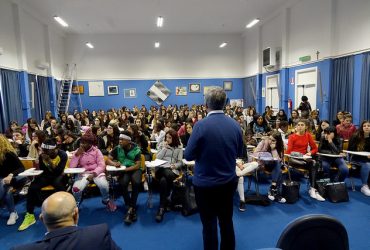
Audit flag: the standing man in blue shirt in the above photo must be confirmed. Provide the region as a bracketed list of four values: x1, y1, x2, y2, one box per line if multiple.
[185, 87, 244, 250]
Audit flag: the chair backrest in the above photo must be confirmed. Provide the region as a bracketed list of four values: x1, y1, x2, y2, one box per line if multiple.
[276, 214, 349, 250]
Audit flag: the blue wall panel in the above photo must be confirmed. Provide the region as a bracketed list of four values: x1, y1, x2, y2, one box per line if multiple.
[74, 78, 244, 111]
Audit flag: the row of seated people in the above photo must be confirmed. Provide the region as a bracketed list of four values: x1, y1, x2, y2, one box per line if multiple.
[4, 115, 370, 229]
[0, 127, 184, 230]
[236, 118, 370, 211]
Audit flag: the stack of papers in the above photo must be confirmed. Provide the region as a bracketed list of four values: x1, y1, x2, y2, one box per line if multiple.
[19, 169, 43, 176]
[145, 159, 168, 168]
[64, 168, 85, 174]
[106, 165, 126, 171]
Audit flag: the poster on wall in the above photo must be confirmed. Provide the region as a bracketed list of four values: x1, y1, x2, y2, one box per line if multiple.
[176, 86, 187, 96]
[88, 81, 104, 96]
[230, 99, 244, 107]
[124, 88, 137, 98]
[146, 81, 171, 105]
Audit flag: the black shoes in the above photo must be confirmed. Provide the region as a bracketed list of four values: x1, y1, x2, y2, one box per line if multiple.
[239, 201, 246, 212]
[124, 207, 137, 225]
[268, 185, 286, 203]
[155, 208, 165, 223]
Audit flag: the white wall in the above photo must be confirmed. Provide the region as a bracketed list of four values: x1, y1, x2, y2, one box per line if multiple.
[0, 0, 19, 69]
[335, 0, 370, 55]
[288, 0, 332, 65]
[65, 34, 244, 80]
[243, 0, 370, 75]
[20, 8, 48, 75]
[243, 28, 259, 77]
[0, 0, 65, 78]
[49, 31, 66, 79]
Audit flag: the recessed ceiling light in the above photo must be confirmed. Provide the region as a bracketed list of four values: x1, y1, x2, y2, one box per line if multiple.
[219, 42, 227, 48]
[53, 16, 69, 27]
[157, 16, 164, 27]
[155, 42, 160, 48]
[246, 18, 260, 28]
[86, 42, 94, 49]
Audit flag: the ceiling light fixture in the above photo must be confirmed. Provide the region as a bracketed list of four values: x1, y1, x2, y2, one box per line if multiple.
[219, 42, 227, 48]
[246, 18, 260, 28]
[86, 42, 94, 49]
[155, 42, 160, 48]
[157, 16, 164, 27]
[53, 16, 69, 27]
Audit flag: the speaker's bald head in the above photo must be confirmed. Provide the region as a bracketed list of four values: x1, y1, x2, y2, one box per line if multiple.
[41, 191, 78, 230]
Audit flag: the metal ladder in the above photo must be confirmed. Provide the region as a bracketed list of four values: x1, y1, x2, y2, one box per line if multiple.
[57, 64, 82, 114]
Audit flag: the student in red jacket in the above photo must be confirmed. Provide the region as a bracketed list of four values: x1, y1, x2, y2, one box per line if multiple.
[336, 114, 356, 140]
[286, 119, 325, 201]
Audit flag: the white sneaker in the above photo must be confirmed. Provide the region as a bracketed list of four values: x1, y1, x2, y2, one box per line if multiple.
[143, 181, 149, 191]
[361, 185, 370, 196]
[309, 188, 317, 199]
[314, 191, 325, 201]
[7, 212, 18, 225]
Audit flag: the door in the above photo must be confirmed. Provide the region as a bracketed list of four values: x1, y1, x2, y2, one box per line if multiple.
[295, 67, 317, 111]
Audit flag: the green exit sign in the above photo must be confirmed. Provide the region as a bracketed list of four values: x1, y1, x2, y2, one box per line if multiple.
[299, 55, 311, 62]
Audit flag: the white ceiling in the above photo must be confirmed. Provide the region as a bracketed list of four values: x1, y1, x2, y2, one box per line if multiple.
[16, 0, 300, 35]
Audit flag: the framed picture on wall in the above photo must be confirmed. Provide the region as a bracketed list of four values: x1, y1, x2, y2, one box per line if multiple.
[108, 85, 119, 95]
[176, 86, 187, 96]
[124, 88, 137, 98]
[223, 81, 233, 91]
[189, 83, 201, 93]
[72, 85, 84, 94]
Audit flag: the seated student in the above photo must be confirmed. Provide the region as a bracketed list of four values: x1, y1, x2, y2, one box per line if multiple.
[12, 191, 121, 250]
[315, 120, 330, 141]
[288, 109, 300, 128]
[276, 109, 288, 122]
[235, 160, 259, 212]
[25, 118, 40, 144]
[12, 129, 29, 157]
[127, 124, 150, 160]
[5, 121, 19, 139]
[45, 117, 58, 136]
[286, 119, 325, 201]
[253, 131, 286, 203]
[333, 111, 344, 127]
[27, 130, 46, 160]
[61, 131, 79, 152]
[69, 130, 116, 211]
[155, 129, 183, 223]
[252, 115, 270, 135]
[106, 131, 142, 225]
[18, 138, 68, 231]
[318, 127, 348, 182]
[348, 120, 370, 196]
[150, 122, 166, 149]
[180, 122, 193, 148]
[101, 124, 120, 155]
[336, 114, 357, 140]
[277, 120, 290, 147]
[0, 134, 25, 226]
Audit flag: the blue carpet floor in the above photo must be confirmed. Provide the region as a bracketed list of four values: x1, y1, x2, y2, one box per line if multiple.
[1, 178, 370, 250]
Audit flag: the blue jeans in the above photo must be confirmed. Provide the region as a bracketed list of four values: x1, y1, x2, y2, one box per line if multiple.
[0, 179, 15, 213]
[351, 161, 370, 185]
[264, 161, 282, 183]
[321, 157, 349, 182]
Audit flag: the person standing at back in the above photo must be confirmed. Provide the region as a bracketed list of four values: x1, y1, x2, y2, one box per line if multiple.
[185, 87, 244, 250]
[298, 95, 312, 118]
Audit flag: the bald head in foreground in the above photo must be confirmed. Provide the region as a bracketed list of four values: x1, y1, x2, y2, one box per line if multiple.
[12, 192, 121, 250]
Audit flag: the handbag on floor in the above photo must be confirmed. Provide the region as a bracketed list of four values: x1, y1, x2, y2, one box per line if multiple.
[325, 182, 349, 203]
[282, 180, 300, 204]
[181, 184, 198, 216]
[316, 178, 330, 198]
